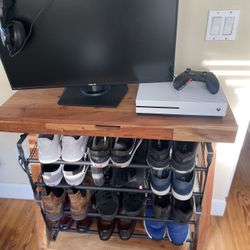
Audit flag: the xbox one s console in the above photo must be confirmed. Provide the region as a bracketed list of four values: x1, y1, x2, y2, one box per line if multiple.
[136, 82, 228, 117]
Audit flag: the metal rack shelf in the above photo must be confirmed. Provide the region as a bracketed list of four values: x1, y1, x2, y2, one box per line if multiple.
[16, 133, 213, 250]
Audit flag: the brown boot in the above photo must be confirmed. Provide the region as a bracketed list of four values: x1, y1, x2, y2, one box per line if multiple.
[67, 188, 91, 221]
[41, 188, 66, 222]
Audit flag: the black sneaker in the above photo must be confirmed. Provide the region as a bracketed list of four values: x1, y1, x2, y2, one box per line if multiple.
[152, 194, 171, 220]
[171, 141, 198, 173]
[147, 140, 172, 169]
[89, 137, 110, 168]
[96, 190, 119, 221]
[172, 197, 193, 224]
[118, 193, 145, 240]
[110, 138, 143, 168]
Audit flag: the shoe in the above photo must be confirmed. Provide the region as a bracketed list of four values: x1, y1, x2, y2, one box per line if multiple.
[171, 141, 198, 173]
[91, 166, 105, 186]
[118, 193, 144, 240]
[63, 164, 88, 186]
[97, 218, 115, 241]
[167, 220, 190, 245]
[152, 194, 171, 220]
[172, 197, 193, 224]
[77, 217, 92, 232]
[96, 190, 119, 220]
[37, 134, 61, 163]
[172, 171, 195, 201]
[143, 198, 167, 240]
[59, 215, 74, 230]
[150, 168, 172, 196]
[111, 138, 143, 168]
[147, 140, 172, 169]
[132, 139, 148, 165]
[89, 137, 111, 168]
[61, 135, 89, 162]
[41, 164, 63, 186]
[41, 187, 66, 222]
[67, 187, 91, 221]
[147, 140, 172, 195]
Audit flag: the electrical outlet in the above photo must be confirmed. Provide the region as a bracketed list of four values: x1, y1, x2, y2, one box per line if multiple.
[206, 10, 240, 41]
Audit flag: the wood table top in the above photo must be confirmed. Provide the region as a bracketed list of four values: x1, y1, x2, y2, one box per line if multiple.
[0, 85, 237, 142]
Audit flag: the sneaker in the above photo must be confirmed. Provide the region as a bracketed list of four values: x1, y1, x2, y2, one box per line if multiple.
[172, 171, 195, 201]
[111, 138, 143, 168]
[147, 140, 172, 195]
[152, 194, 171, 220]
[89, 137, 111, 168]
[67, 188, 91, 221]
[77, 217, 92, 232]
[143, 198, 167, 240]
[41, 164, 63, 186]
[147, 140, 172, 169]
[59, 215, 74, 230]
[167, 220, 190, 245]
[172, 197, 193, 224]
[118, 193, 144, 240]
[41, 187, 66, 222]
[171, 141, 198, 173]
[90, 166, 105, 186]
[97, 218, 116, 241]
[37, 134, 61, 163]
[150, 168, 172, 196]
[62, 164, 88, 186]
[61, 136, 89, 162]
[96, 190, 119, 221]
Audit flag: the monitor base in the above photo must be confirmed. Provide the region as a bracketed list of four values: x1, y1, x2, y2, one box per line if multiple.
[58, 84, 128, 107]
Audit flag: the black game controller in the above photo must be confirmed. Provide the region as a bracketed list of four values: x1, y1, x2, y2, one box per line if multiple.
[173, 68, 220, 94]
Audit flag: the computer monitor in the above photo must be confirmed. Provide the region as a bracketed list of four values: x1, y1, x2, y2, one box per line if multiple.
[0, 0, 179, 107]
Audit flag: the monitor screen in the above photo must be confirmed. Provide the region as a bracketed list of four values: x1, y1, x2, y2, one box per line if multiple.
[0, 0, 179, 90]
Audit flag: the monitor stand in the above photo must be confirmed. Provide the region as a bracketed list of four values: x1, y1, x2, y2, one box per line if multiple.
[58, 84, 128, 107]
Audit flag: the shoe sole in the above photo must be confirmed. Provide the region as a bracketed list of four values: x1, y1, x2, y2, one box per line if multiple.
[150, 183, 171, 196]
[71, 211, 87, 221]
[172, 188, 193, 201]
[89, 157, 110, 168]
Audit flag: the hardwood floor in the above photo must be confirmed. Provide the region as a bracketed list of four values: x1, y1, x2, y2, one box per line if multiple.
[204, 131, 250, 250]
[0, 132, 249, 250]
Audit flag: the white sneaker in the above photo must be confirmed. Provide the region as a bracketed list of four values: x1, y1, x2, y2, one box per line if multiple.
[63, 164, 88, 186]
[42, 164, 63, 186]
[61, 136, 89, 162]
[37, 134, 61, 164]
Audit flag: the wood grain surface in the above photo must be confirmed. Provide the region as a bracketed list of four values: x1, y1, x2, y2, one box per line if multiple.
[0, 85, 237, 142]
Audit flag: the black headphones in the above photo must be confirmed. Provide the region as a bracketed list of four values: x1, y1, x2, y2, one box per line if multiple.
[0, 0, 26, 56]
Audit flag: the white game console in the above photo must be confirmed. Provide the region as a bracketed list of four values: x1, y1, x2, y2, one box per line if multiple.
[136, 82, 228, 117]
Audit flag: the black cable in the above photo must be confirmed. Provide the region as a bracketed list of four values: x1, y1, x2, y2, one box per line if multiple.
[10, 0, 54, 57]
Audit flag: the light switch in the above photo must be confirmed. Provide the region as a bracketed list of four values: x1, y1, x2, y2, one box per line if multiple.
[206, 10, 240, 40]
[223, 17, 235, 35]
[210, 17, 222, 35]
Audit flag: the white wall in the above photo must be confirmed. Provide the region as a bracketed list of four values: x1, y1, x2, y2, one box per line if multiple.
[0, 61, 29, 185]
[0, 0, 250, 208]
[175, 0, 250, 215]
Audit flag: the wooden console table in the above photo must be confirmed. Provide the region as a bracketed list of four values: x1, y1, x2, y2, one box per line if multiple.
[0, 85, 237, 250]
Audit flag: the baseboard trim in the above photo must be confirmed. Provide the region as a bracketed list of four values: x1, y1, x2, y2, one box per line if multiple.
[0, 183, 34, 200]
[211, 198, 227, 216]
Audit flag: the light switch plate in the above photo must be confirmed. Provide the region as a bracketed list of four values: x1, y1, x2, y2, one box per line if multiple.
[206, 10, 240, 41]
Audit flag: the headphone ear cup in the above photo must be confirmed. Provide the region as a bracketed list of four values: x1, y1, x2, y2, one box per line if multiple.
[6, 20, 26, 55]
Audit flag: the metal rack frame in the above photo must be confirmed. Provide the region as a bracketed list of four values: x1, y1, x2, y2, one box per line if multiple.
[16, 133, 213, 250]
